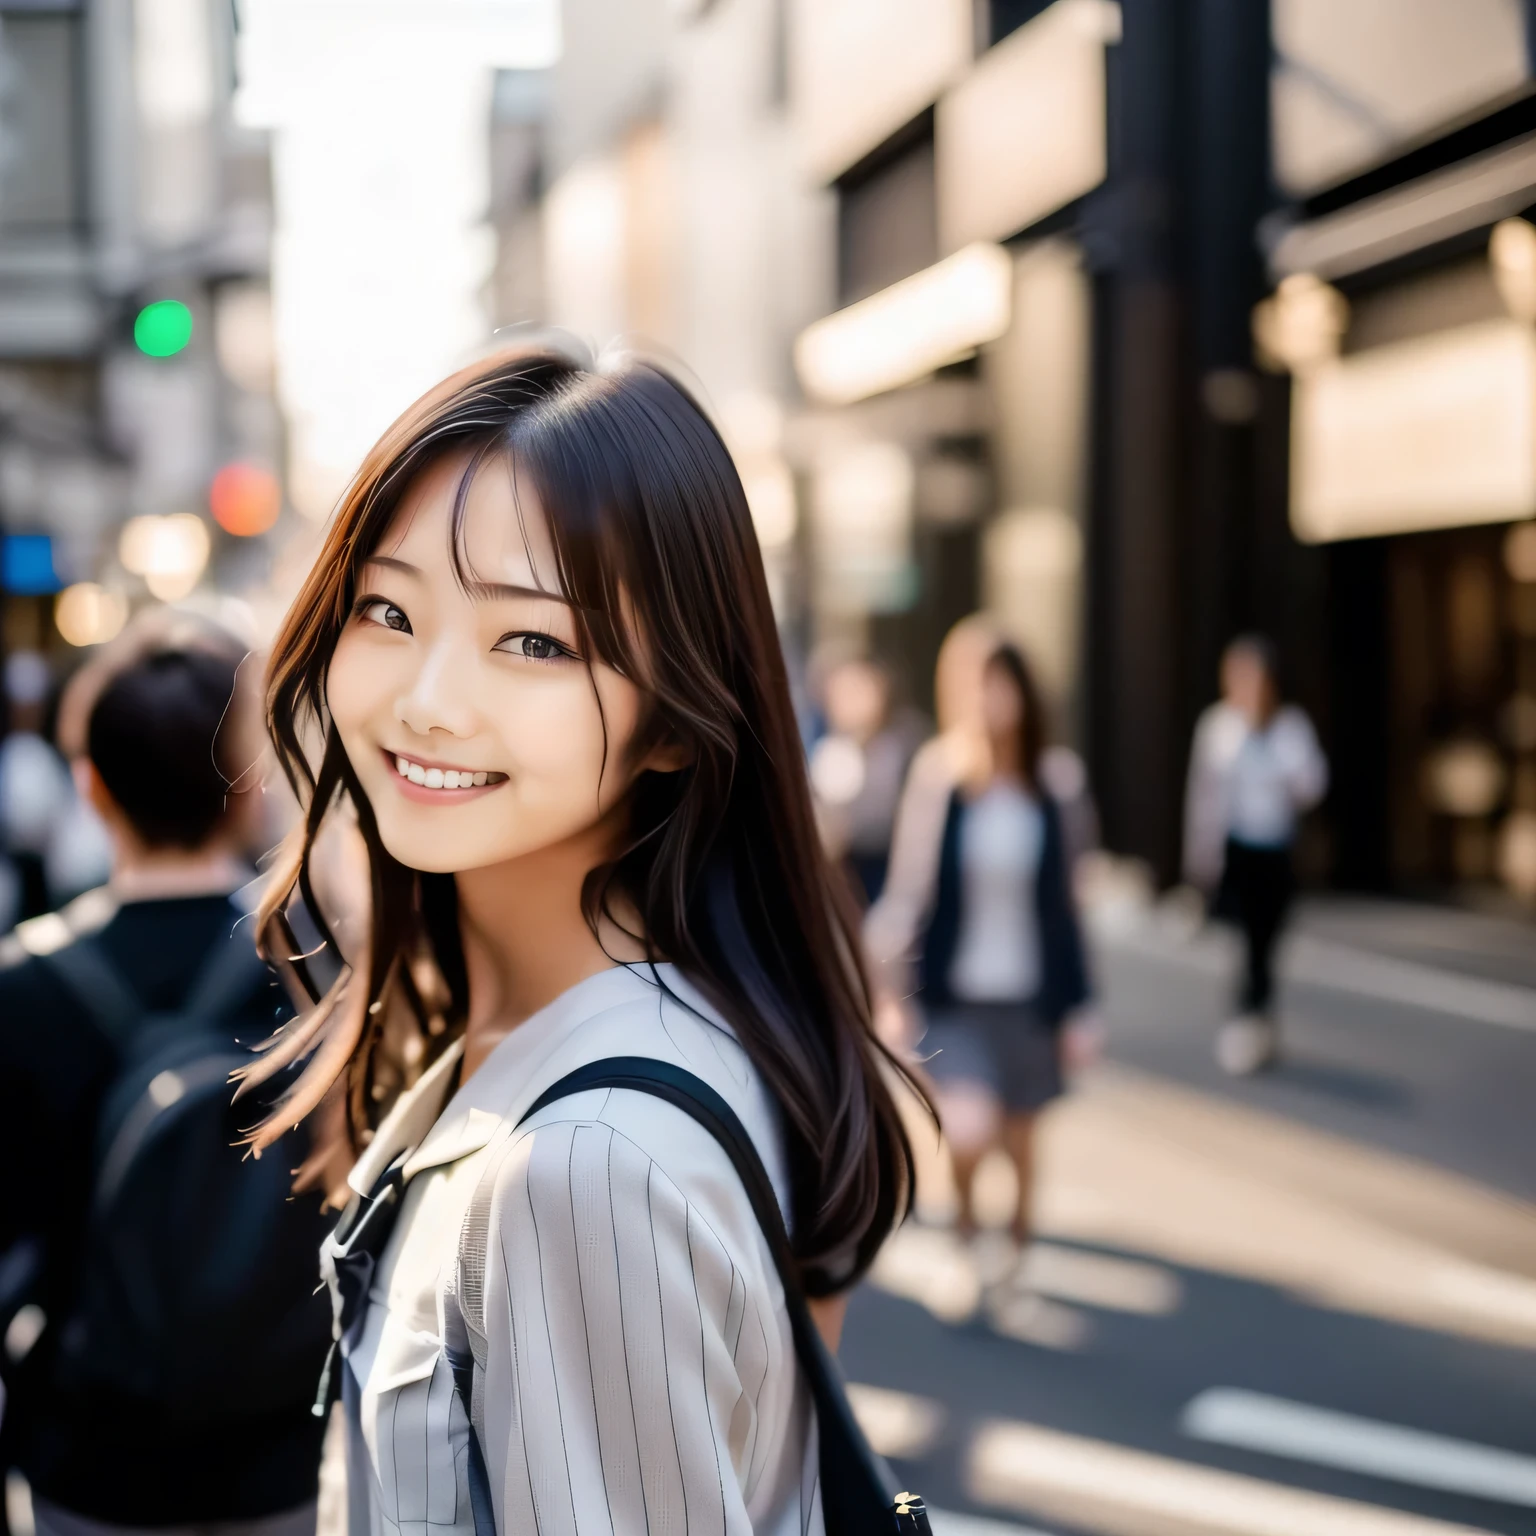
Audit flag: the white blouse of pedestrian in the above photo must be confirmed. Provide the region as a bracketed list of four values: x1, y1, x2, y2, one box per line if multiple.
[1181, 703, 1328, 888]
[947, 781, 1044, 1004]
[322, 963, 821, 1536]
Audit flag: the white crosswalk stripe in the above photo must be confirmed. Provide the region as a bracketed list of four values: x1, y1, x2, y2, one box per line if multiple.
[968, 1418, 1504, 1536]
[1183, 1388, 1536, 1508]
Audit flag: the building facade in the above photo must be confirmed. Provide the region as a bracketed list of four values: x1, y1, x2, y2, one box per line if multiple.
[0, 0, 282, 665]
[1256, 0, 1536, 902]
[513, 0, 1536, 903]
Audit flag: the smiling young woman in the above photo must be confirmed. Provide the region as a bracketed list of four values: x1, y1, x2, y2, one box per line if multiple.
[239, 346, 929, 1535]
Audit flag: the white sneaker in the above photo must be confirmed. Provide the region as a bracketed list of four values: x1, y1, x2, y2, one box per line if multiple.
[1216, 1015, 1277, 1075]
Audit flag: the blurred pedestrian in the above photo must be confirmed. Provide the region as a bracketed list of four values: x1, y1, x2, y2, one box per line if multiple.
[0, 651, 114, 936]
[809, 654, 926, 903]
[0, 653, 72, 928]
[868, 625, 1093, 1251]
[0, 615, 333, 1536]
[1184, 634, 1328, 1075]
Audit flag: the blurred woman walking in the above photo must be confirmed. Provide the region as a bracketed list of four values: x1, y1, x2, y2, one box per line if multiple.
[1184, 635, 1328, 1075]
[868, 624, 1092, 1251]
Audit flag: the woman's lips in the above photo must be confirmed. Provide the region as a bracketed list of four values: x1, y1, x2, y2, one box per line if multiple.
[382, 748, 506, 802]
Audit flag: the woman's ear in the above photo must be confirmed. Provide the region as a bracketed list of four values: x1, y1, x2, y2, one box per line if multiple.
[640, 736, 695, 775]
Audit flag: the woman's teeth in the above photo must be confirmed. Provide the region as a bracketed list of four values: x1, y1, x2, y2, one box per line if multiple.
[394, 755, 492, 790]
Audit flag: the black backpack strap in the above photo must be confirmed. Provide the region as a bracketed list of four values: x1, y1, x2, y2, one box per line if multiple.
[38, 937, 141, 1049]
[496, 1056, 912, 1536]
[38, 924, 265, 1051]
[183, 924, 269, 1024]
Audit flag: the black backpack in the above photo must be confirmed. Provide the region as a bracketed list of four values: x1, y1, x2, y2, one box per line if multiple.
[39, 930, 333, 1421]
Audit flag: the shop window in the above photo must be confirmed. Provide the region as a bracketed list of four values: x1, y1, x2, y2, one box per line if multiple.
[836, 118, 937, 308]
[1386, 527, 1520, 890]
[0, 7, 84, 235]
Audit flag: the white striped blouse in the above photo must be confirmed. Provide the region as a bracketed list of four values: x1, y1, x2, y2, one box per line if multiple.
[322, 964, 822, 1536]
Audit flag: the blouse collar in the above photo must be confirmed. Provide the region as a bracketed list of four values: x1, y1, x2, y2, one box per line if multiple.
[347, 962, 680, 1196]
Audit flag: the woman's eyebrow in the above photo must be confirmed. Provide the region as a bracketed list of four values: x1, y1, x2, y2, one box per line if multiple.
[363, 555, 423, 580]
[365, 555, 569, 606]
[462, 577, 572, 605]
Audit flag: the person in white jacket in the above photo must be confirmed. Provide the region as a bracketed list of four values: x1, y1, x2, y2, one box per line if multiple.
[1184, 636, 1327, 1074]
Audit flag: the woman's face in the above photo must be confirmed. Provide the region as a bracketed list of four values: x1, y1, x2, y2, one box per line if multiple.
[980, 660, 1024, 740]
[326, 453, 649, 875]
[1222, 647, 1275, 724]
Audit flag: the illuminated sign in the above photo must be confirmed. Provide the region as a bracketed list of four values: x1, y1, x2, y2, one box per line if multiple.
[937, 0, 1116, 251]
[1291, 318, 1536, 543]
[794, 243, 1013, 406]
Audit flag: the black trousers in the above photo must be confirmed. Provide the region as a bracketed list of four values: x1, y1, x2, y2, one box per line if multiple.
[1215, 839, 1294, 1013]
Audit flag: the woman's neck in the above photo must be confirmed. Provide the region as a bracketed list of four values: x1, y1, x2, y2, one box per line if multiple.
[452, 816, 647, 1081]
[984, 730, 1026, 788]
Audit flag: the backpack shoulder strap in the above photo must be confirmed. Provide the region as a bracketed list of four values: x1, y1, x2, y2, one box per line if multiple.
[38, 936, 141, 1049]
[516, 1056, 798, 1269]
[493, 1055, 903, 1536]
[182, 923, 268, 1025]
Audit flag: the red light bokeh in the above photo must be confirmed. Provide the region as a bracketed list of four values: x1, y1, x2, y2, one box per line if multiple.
[209, 462, 281, 537]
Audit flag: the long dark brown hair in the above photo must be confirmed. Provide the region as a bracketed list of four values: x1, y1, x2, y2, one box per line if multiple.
[241, 345, 927, 1292]
[986, 641, 1048, 791]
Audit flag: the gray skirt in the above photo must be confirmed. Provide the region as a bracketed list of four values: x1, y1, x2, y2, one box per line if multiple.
[920, 1000, 1063, 1113]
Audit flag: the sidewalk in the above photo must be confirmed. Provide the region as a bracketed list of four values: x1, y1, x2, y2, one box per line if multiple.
[1094, 892, 1536, 1035]
[1083, 883, 1536, 1208]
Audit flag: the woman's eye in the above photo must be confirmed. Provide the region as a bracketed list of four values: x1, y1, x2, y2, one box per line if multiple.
[495, 632, 571, 662]
[358, 599, 410, 633]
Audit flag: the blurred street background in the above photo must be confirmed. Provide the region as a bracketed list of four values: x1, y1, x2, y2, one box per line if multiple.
[2, 1, 1536, 1533]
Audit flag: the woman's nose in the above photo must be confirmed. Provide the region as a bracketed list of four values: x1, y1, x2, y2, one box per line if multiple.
[395, 636, 478, 739]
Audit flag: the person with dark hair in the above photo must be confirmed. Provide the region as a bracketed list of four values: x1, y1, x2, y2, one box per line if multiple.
[809, 654, 926, 904]
[867, 629, 1092, 1255]
[0, 616, 333, 1536]
[1184, 634, 1328, 1075]
[237, 345, 931, 1532]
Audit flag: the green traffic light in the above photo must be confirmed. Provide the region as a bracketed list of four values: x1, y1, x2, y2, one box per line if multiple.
[134, 299, 193, 357]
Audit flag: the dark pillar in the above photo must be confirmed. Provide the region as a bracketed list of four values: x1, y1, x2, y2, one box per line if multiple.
[1186, 0, 1272, 709]
[1084, 0, 1187, 882]
[1084, 0, 1276, 885]
[1326, 539, 1391, 888]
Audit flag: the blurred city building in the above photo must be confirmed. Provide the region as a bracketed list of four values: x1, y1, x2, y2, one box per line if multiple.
[9, 0, 1536, 919]
[0, 0, 282, 665]
[770, 0, 1536, 912]
[1256, 0, 1536, 904]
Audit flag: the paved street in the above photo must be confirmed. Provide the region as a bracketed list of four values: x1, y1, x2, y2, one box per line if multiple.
[840, 907, 1536, 1536]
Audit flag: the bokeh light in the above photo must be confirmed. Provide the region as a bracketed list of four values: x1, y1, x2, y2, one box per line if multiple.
[54, 583, 129, 647]
[1504, 521, 1536, 582]
[209, 462, 282, 537]
[133, 299, 194, 357]
[118, 513, 211, 601]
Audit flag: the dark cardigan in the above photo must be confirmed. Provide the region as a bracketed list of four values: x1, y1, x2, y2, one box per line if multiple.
[916, 788, 1090, 1025]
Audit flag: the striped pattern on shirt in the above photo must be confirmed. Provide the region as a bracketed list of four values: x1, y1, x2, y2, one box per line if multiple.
[330, 964, 822, 1536]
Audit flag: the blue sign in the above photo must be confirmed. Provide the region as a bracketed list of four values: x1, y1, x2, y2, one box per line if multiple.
[1, 534, 60, 594]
